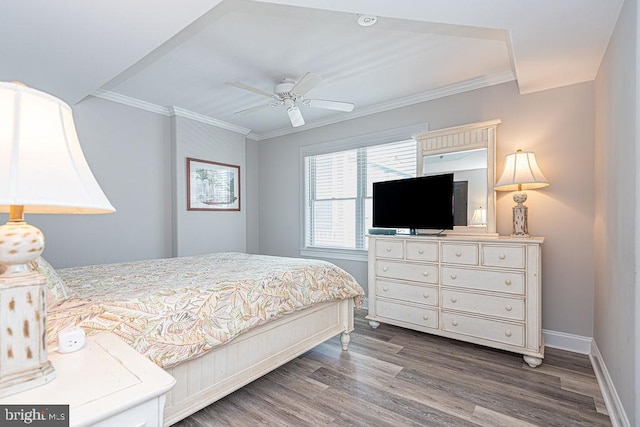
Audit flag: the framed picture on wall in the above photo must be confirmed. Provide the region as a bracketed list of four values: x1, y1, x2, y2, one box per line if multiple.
[187, 157, 240, 211]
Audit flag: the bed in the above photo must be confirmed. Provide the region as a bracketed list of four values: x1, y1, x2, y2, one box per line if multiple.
[39, 252, 365, 425]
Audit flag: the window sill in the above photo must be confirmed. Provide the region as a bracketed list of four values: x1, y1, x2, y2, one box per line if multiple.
[300, 247, 368, 262]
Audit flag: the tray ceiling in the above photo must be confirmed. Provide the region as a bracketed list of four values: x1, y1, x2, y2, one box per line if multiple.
[0, 0, 623, 140]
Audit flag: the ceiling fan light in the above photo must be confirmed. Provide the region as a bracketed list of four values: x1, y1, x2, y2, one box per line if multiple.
[287, 106, 305, 127]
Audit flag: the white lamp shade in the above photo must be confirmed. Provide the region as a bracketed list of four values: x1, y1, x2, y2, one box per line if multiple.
[494, 150, 549, 192]
[469, 207, 487, 225]
[0, 82, 115, 214]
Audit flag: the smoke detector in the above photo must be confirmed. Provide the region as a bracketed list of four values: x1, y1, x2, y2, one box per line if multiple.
[357, 14, 377, 27]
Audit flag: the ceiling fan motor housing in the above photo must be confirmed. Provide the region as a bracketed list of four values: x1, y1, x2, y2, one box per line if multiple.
[275, 78, 297, 98]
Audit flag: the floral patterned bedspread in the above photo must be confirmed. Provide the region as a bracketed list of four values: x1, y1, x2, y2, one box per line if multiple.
[48, 252, 365, 369]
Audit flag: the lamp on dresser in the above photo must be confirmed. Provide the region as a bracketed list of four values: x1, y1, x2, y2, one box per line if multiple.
[494, 149, 549, 237]
[469, 206, 487, 227]
[0, 81, 115, 397]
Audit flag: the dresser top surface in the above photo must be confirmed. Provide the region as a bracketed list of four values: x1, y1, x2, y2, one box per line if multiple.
[368, 234, 544, 244]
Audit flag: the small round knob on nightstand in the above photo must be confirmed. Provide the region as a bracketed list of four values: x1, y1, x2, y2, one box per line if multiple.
[505, 330, 512, 337]
[423, 293, 429, 298]
[386, 247, 391, 252]
[422, 314, 429, 321]
[451, 274, 457, 280]
[418, 249, 424, 254]
[452, 320, 458, 326]
[382, 287, 388, 292]
[383, 267, 388, 272]
[505, 279, 512, 286]
[422, 271, 429, 276]
[450, 297, 457, 303]
[455, 252, 462, 257]
[499, 254, 506, 260]
[505, 305, 512, 311]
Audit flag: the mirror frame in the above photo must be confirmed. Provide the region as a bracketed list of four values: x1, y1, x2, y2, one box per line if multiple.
[415, 119, 501, 235]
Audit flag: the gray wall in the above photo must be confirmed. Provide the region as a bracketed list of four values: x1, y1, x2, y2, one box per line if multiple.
[172, 116, 247, 257]
[594, 0, 638, 423]
[246, 139, 260, 254]
[258, 80, 596, 338]
[4, 96, 252, 268]
[19, 96, 173, 268]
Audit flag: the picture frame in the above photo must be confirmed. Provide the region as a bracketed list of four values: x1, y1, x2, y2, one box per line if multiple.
[187, 157, 240, 211]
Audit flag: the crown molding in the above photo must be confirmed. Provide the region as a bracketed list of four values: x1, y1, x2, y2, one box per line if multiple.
[92, 70, 514, 141]
[90, 90, 251, 135]
[254, 71, 515, 141]
[91, 89, 170, 116]
[169, 106, 251, 135]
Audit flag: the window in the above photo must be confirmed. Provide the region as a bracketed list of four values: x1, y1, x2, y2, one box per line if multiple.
[303, 139, 416, 252]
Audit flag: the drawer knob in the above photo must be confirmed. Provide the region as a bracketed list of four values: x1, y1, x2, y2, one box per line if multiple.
[418, 249, 424, 254]
[386, 247, 392, 252]
[423, 293, 430, 298]
[499, 254, 506, 260]
[382, 287, 389, 292]
[505, 279, 512, 286]
[422, 271, 429, 276]
[505, 330, 512, 337]
[455, 252, 462, 257]
[505, 305, 512, 311]
[450, 274, 457, 280]
[422, 314, 429, 321]
[452, 320, 458, 326]
[383, 267, 388, 272]
[450, 297, 457, 303]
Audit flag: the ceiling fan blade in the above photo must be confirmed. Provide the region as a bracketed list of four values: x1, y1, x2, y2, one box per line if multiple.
[290, 72, 322, 96]
[233, 102, 280, 115]
[303, 98, 355, 112]
[287, 106, 305, 127]
[226, 81, 281, 100]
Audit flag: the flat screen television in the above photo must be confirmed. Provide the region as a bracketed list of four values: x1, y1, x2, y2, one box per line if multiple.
[372, 173, 454, 233]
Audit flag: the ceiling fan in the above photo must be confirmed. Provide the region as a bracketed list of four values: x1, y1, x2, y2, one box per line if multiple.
[225, 72, 355, 128]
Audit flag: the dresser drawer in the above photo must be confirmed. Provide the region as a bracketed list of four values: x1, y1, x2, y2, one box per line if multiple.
[405, 241, 438, 262]
[375, 239, 404, 259]
[442, 243, 479, 265]
[441, 289, 524, 321]
[376, 299, 438, 329]
[482, 245, 525, 269]
[441, 312, 525, 347]
[376, 260, 438, 284]
[376, 279, 437, 306]
[441, 267, 524, 295]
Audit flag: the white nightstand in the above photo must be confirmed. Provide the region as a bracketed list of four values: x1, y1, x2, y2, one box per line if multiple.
[0, 333, 176, 426]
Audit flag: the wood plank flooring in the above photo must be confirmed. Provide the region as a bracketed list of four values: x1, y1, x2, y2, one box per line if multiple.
[172, 310, 611, 426]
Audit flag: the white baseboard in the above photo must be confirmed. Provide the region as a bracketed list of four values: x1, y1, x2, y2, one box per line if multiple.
[590, 341, 631, 427]
[542, 328, 592, 354]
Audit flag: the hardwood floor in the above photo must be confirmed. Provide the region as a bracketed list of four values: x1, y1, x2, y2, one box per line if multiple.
[173, 310, 611, 426]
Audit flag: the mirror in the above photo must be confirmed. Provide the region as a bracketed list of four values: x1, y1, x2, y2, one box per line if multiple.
[415, 120, 500, 235]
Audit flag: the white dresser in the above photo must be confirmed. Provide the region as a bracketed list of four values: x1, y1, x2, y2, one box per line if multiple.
[367, 234, 544, 367]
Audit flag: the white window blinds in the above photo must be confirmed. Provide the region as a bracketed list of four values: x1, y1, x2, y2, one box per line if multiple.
[304, 139, 416, 251]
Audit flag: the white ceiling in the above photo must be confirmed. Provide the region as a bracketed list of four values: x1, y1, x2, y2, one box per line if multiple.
[1, 0, 624, 140]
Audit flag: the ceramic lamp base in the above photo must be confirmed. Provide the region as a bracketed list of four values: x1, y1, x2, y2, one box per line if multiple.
[511, 205, 529, 238]
[0, 218, 55, 397]
[0, 271, 56, 397]
[509, 191, 530, 238]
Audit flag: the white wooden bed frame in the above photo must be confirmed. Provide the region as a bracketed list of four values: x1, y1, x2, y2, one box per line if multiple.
[162, 298, 355, 426]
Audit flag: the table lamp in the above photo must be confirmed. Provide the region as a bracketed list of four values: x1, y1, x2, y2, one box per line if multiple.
[469, 207, 487, 227]
[494, 149, 549, 237]
[0, 81, 115, 397]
